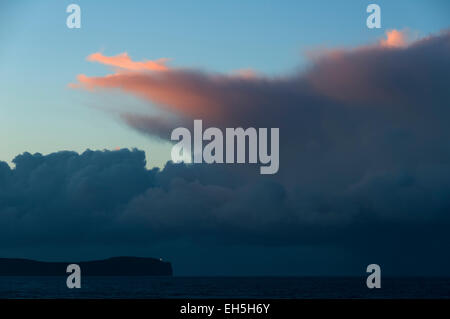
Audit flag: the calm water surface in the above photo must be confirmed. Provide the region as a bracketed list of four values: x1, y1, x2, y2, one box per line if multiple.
[0, 276, 449, 299]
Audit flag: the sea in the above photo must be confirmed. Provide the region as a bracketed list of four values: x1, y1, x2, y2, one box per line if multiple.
[0, 276, 449, 299]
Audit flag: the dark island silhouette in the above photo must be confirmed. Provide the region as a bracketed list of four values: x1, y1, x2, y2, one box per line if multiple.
[0, 256, 172, 276]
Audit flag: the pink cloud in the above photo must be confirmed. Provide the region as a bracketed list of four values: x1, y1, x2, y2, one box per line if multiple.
[70, 52, 274, 120]
[71, 71, 232, 119]
[70, 30, 448, 126]
[87, 52, 170, 72]
[230, 68, 259, 79]
[379, 29, 409, 48]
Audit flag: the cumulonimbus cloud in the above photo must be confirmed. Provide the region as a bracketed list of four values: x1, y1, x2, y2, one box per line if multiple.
[68, 30, 450, 191]
[5, 29, 446, 273]
[70, 30, 449, 126]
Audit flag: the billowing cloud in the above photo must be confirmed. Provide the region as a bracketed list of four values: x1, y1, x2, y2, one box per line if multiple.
[71, 30, 450, 126]
[0, 148, 449, 274]
[67, 28, 450, 191]
[3, 29, 450, 274]
[1, 149, 449, 244]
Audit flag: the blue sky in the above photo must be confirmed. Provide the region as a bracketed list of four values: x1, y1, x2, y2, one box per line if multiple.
[0, 0, 449, 168]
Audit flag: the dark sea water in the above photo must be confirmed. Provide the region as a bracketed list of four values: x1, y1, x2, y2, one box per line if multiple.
[0, 276, 449, 299]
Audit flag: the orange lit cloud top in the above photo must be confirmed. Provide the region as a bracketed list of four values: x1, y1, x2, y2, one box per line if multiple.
[379, 29, 409, 48]
[70, 29, 449, 138]
[72, 71, 231, 118]
[87, 52, 170, 72]
[71, 52, 265, 119]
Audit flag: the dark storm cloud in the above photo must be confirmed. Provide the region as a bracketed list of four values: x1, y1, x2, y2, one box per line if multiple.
[1, 30, 450, 274]
[1, 146, 449, 251]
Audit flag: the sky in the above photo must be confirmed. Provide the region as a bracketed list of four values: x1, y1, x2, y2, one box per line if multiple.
[0, 1, 450, 276]
[1, 0, 449, 168]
